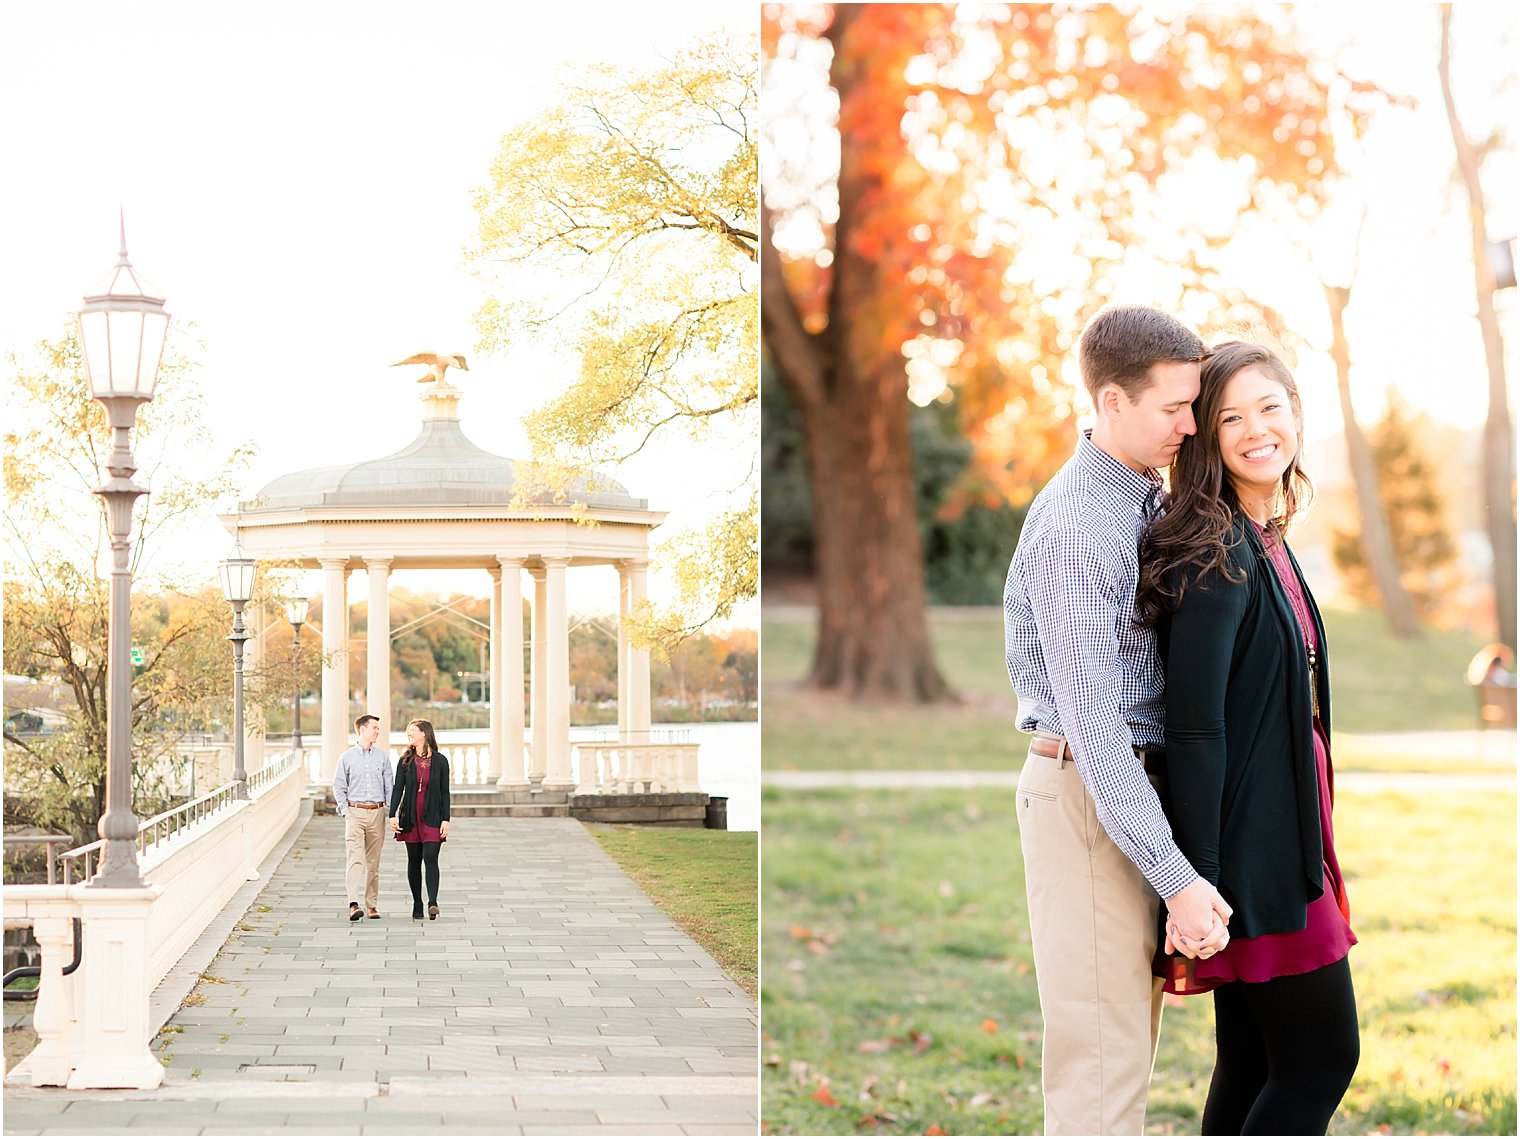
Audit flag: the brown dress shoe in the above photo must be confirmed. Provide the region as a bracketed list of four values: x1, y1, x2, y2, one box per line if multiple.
[367, 908, 381, 919]
[348, 903, 362, 922]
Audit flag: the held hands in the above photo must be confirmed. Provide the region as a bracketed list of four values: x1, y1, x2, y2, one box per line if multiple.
[389, 817, 400, 833]
[440, 821, 450, 839]
[1164, 877, 1233, 960]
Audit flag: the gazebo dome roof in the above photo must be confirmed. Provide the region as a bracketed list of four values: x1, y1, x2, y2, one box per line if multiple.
[239, 389, 643, 514]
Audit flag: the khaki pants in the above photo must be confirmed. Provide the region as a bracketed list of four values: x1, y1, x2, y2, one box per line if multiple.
[1017, 742, 1164, 1135]
[344, 805, 385, 910]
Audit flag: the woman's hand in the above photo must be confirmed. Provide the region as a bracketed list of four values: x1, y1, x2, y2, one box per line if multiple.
[439, 821, 450, 839]
[389, 817, 400, 833]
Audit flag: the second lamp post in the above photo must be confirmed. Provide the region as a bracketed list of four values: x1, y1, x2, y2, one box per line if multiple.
[219, 544, 256, 799]
[285, 593, 308, 755]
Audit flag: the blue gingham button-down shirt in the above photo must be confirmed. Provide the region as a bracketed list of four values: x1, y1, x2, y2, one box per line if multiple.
[332, 745, 393, 817]
[1003, 430, 1197, 899]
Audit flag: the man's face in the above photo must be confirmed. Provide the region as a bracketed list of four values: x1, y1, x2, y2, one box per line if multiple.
[359, 720, 381, 748]
[1105, 360, 1200, 474]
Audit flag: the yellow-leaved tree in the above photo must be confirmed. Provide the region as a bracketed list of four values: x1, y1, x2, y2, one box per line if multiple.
[467, 30, 758, 654]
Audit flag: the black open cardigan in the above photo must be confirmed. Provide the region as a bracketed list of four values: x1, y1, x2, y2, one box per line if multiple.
[388, 753, 451, 834]
[1156, 516, 1333, 940]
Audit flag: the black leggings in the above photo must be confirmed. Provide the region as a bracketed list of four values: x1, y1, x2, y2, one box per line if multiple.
[405, 841, 442, 907]
[1203, 955, 1359, 1135]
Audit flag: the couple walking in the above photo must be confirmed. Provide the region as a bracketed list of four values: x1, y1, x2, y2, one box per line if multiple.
[331, 715, 453, 922]
[1005, 306, 1358, 1135]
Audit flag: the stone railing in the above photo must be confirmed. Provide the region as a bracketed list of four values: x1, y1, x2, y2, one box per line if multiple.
[2, 751, 306, 1090]
[574, 742, 701, 795]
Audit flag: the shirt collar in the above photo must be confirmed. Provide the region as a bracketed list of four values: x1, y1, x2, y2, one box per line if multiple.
[1075, 429, 1162, 518]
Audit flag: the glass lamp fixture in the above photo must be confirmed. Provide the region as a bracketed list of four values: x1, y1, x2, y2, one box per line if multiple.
[77, 213, 170, 409]
[220, 543, 257, 607]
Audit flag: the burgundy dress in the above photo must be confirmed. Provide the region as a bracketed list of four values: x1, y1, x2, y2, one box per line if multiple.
[394, 758, 446, 845]
[1161, 528, 1356, 995]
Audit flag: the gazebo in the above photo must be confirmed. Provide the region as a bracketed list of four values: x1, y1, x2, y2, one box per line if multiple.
[219, 377, 667, 801]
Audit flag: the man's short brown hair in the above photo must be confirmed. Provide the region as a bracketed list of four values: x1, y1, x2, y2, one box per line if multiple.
[354, 714, 379, 732]
[1078, 305, 1205, 402]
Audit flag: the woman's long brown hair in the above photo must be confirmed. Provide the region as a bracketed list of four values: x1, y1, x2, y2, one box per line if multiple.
[400, 718, 439, 767]
[1135, 341, 1314, 626]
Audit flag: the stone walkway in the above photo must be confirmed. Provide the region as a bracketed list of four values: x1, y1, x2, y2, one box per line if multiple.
[3, 814, 757, 1135]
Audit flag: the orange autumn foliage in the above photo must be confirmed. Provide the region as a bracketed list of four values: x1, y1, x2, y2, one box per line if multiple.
[763, 2, 1385, 507]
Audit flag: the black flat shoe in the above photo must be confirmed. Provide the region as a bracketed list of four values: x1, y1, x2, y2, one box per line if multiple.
[349, 903, 363, 922]
[412, 905, 424, 920]
[428, 904, 439, 921]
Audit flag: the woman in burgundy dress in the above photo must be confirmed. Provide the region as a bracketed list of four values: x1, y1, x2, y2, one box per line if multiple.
[1136, 341, 1358, 1135]
[388, 718, 451, 920]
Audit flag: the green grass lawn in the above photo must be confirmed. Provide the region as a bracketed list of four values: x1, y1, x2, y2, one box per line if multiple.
[760, 785, 1516, 1136]
[763, 606, 1502, 771]
[588, 824, 758, 998]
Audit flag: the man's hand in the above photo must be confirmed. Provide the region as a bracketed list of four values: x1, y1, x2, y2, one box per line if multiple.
[389, 817, 400, 833]
[1164, 877, 1232, 958]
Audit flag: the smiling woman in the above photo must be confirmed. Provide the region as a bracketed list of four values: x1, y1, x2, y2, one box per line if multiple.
[1139, 340, 1358, 1136]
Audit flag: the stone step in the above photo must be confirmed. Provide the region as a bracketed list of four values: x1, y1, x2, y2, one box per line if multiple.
[450, 788, 571, 805]
[451, 803, 570, 818]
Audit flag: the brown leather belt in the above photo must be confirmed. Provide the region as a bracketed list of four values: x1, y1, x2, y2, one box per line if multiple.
[348, 802, 384, 809]
[1028, 734, 1164, 776]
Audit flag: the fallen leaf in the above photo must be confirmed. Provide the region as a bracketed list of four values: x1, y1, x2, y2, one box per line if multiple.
[812, 1085, 840, 1108]
[858, 1039, 895, 1054]
[857, 1115, 882, 1129]
[981, 1018, 999, 1034]
[1015, 961, 1029, 976]
[910, 1029, 934, 1055]
[969, 1093, 996, 1107]
[1437, 1059, 1452, 1078]
[1015, 1053, 1027, 1070]
[788, 924, 815, 940]
[807, 939, 831, 956]
[926, 1126, 948, 1136]
[763, 1054, 781, 1068]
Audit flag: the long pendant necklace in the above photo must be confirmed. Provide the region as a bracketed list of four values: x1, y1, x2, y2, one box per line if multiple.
[1273, 538, 1321, 719]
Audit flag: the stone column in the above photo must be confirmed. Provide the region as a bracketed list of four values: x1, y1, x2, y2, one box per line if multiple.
[496, 558, 528, 788]
[617, 562, 631, 744]
[66, 887, 164, 1089]
[319, 558, 349, 784]
[627, 559, 652, 743]
[529, 565, 548, 784]
[544, 556, 573, 789]
[365, 558, 392, 757]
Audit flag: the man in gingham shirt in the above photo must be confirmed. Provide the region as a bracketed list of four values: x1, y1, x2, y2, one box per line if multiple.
[1004, 305, 1232, 1134]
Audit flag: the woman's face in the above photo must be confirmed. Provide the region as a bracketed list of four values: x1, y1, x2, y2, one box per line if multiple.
[406, 722, 425, 749]
[1214, 365, 1300, 502]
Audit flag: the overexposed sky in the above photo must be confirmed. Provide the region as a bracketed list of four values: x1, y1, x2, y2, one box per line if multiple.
[0, 0, 756, 617]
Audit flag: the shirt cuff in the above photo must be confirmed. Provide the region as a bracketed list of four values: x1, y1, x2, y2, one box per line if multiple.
[1145, 848, 1199, 901]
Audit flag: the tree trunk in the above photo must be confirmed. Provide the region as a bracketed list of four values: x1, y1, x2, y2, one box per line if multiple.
[1324, 282, 1422, 639]
[758, 8, 951, 703]
[1439, 5, 1517, 650]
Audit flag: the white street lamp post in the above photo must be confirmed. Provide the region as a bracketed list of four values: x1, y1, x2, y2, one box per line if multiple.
[219, 544, 257, 800]
[78, 215, 169, 889]
[285, 594, 309, 753]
